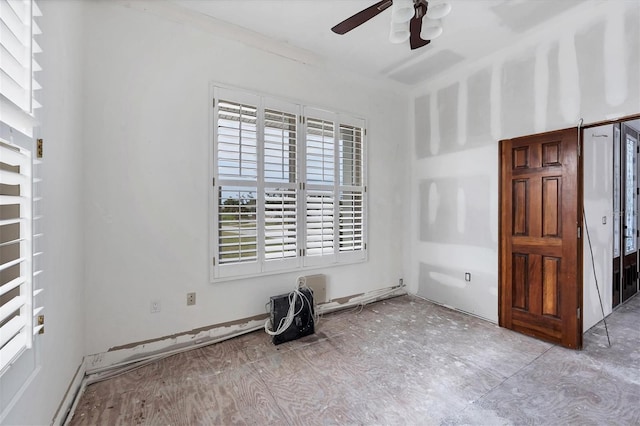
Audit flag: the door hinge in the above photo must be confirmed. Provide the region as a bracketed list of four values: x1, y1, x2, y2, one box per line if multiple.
[212, 98, 216, 108]
[212, 177, 215, 187]
[577, 226, 581, 239]
[299, 116, 305, 124]
[577, 307, 581, 319]
[212, 257, 216, 266]
[37, 315, 44, 334]
[299, 248, 305, 257]
[37, 139, 43, 159]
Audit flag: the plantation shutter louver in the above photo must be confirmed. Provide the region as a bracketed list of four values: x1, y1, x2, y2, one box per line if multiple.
[0, 0, 42, 137]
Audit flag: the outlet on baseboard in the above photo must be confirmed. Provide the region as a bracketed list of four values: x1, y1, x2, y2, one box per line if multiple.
[464, 272, 471, 282]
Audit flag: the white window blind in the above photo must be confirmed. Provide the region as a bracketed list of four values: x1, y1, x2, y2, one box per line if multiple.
[212, 87, 367, 280]
[0, 0, 42, 137]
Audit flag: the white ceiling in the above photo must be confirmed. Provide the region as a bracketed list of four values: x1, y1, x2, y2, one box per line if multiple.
[175, 0, 589, 86]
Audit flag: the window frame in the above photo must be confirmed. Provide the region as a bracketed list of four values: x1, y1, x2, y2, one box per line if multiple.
[209, 85, 368, 282]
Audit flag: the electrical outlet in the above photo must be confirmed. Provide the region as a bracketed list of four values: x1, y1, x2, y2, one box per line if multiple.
[187, 292, 196, 306]
[465, 272, 471, 282]
[150, 299, 161, 313]
[399, 278, 404, 286]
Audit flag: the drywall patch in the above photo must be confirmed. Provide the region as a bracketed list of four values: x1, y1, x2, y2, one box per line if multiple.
[534, 43, 550, 133]
[388, 50, 465, 85]
[417, 261, 497, 322]
[501, 53, 536, 138]
[621, 6, 640, 117]
[437, 82, 459, 151]
[430, 93, 440, 156]
[490, 1, 580, 34]
[415, 94, 431, 159]
[545, 42, 563, 129]
[419, 176, 492, 246]
[604, 7, 627, 107]
[457, 79, 468, 147]
[457, 185, 466, 234]
[467, 67, 492, 145]
[575, 20, 606, 120]
[558, 32, 580, 123]
[490, 61, 502, 140]
[428, 181, 439, 225]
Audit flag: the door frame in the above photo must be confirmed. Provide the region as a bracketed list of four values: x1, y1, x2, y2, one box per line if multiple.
[498, 113, 640, 348]
[498, 126, 583, 349]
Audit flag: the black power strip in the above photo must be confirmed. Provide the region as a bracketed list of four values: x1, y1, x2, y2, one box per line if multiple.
[269, 288, 315, 345]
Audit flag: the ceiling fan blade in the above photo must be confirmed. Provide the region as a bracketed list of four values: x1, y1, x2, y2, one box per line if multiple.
[409, 1, 430, 50]
[331, 0, 393, 35]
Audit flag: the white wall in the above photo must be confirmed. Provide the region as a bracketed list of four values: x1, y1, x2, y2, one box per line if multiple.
[81, 1, 410, 355]
[2, 1, 86, 424]
[409, 2, 640, 322]
[583, 124, 614, 331]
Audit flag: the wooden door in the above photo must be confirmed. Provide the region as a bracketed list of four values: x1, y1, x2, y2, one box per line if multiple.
[499, 128, 582, 349]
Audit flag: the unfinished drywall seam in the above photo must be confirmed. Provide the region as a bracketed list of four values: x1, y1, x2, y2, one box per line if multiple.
[604, 7, 627, 107]
[490, 61, 502, 139]
[430, 92, 440, 155]
[534, 43, 550, 133]
[413, 1, 615, 96]
[559, 31, 581, 122]
[457, 78, 468, 147]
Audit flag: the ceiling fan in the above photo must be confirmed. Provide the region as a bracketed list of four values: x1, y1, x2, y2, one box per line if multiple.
[331, 0, 452, 50]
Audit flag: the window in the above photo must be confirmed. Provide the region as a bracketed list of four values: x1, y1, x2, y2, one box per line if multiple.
[211, 87, 367, 279]
[0, 0, 42, 374]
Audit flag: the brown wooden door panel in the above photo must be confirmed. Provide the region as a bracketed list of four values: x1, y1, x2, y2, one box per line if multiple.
[499, 128, 582, 349]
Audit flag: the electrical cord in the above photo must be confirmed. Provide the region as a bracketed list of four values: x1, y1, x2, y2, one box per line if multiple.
[264, 280, 317, 336]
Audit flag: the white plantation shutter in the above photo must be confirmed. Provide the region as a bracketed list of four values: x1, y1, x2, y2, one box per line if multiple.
[0, 0, 42, 137]
[304, 114, 336, 265]
[215, 97, 259, 277]
[211, 87, 366, 280]
[338, 123, 366, 261]
[263, 107, 298, 271]
[0, 0, 41, 375]
[0, 139, 37, 373]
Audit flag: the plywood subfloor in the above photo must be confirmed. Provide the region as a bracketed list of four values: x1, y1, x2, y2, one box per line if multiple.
[69, 294, 640, 425]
